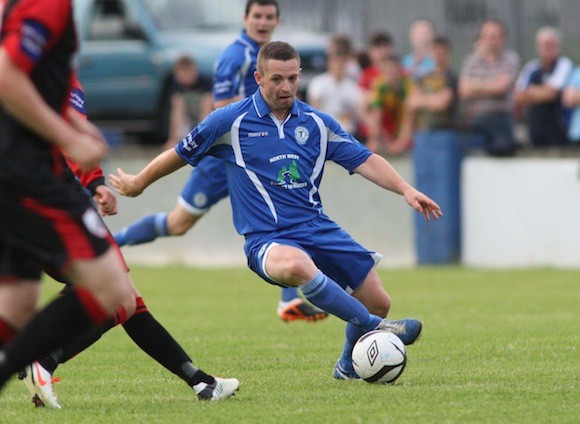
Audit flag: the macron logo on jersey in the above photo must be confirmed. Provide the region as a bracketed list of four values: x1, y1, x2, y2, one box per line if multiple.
[248, 131, 269, 138]
[20, 19, 51, 62]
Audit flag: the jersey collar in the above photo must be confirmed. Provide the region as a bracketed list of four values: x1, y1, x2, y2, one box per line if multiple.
[252, 89, 301, 119]
[239, 29, 261, 52]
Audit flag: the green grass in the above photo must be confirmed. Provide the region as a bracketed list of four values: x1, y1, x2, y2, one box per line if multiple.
[2, 266, 579, 423]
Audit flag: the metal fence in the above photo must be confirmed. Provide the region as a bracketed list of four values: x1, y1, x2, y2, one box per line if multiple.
[278, 0, 580, 69]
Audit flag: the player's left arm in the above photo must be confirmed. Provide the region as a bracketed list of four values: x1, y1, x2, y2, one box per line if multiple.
[354, 154, 443, 221]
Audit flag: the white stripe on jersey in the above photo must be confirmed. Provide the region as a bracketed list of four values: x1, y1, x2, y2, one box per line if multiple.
[237, 37, 254, 99]
[306, 112, 327, 209]
[231, 113, 278, 223]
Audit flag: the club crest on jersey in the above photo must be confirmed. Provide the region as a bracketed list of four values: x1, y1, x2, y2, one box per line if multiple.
[193, 192, 208, 208]
[294, 126, 309, 145]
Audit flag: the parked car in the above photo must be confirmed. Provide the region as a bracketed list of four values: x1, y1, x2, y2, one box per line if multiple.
[74, 0, 328, 144]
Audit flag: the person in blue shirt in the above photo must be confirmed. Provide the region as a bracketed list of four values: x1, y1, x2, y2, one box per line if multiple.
[110, 41, 443, 380]
[113, 0, 327, 323]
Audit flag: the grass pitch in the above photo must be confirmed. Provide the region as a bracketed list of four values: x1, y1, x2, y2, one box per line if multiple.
[2, 266, 578, 423]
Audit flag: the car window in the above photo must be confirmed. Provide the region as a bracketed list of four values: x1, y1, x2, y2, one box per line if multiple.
[88, 0, 141, 41]
[141, 0, 242, 30]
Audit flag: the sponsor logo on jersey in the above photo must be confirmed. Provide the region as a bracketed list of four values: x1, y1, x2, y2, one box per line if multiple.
[294, 126, 309, 145]
[69, 87, 86, 115]
[272, 160, 307, 189]
[182, 133, 199, 152]
[20, 19, 51, 62]
[82, 208, 108, 239]
[248, 131, 269, 137]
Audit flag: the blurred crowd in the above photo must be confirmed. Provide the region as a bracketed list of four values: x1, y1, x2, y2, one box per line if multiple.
[171, 18, 580, 158]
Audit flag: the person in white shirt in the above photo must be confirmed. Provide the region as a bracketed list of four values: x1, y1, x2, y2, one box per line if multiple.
[307, 35, 362, 135]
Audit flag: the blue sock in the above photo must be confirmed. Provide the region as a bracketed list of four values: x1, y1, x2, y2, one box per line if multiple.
[339, 323, 370, 371]
[300, 270, 381, 329]
[114, 213, 169, 247]
[281, 287, 300, 302]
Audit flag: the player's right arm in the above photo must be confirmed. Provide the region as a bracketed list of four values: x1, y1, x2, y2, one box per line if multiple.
[109, 148, 186, 197]
[0, 0, 107, 173]
[110, 104, 233, 197]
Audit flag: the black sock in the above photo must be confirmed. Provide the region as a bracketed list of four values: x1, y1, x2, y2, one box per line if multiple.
[0, 291, 97, 385]
[122, 311, 214, 387]
[39, 319, 116, 374]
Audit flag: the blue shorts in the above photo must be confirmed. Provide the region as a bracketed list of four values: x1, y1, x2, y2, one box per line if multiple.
[178, 156, 229, 215]
[244, 214, 382, 293]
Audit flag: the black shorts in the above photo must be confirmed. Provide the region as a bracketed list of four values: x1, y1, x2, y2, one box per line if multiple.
[0, 172, 112, 282]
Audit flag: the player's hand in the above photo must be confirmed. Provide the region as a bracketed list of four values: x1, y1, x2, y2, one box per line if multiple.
[93, 185, 117, 216]
[404, 188, 443, 221]
[64, 133, 108, 173]
[109, 168, 143, 197]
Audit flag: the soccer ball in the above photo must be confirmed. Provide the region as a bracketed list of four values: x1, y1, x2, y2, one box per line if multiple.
[352, 330, 407, 383]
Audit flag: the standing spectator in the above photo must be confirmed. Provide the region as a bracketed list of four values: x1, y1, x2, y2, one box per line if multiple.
[307, 35, 361, 134]
[357, 32, 395, 143]
[162, 55, 213, 151]
[459, 19, 520, 156]
[563, 66, 580, 143]
[402, 18, 436, 81]
[515, 27, 572, 148]
[366, 55, 410, 155]
[404, 36, 457, 133]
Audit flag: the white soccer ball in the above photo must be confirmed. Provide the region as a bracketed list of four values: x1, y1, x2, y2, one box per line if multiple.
[352, 330, 407, 383]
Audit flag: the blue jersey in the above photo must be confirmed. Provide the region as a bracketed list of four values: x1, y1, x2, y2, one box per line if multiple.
[213, 29, 260, 102]
[176, 89, 372, 236]
[185, 29, 261, 212]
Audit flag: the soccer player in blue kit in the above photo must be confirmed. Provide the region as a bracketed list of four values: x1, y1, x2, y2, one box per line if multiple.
[114, 0, 327, 323]
[110, 41, 443, 380]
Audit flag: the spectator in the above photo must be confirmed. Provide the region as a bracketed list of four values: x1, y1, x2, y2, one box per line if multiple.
[307, 35, 361, 134]
[163, 56, 213, 151]
[402, 18, 436, 80]
[366, 55, 410, 155]
[357, 32, 395, 143]
[459, 19, 520, 157]
[563, 66, 580, 143]
[404, 36, 457, 134]
[515, 27, 572, 148]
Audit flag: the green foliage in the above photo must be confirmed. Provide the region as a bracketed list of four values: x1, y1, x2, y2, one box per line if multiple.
[2, 266, 578, 423]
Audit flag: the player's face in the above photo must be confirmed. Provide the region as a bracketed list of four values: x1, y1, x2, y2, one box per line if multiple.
[244, 5, 279, 46]
[255, 58, 301, 116]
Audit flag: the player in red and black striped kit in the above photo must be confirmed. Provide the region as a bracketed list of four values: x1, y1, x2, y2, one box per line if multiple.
[0, 0, 237, 404]
[18, 75, 239, 408]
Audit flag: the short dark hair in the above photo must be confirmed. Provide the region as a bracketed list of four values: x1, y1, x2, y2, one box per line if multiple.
[329, 35, 353, 57]
[174, 55, 196, 70]
[245, 0, 280, 17]
[434, 36, 451, 48]
[257, 41, 300, 73]
[368, 31, 393, 47]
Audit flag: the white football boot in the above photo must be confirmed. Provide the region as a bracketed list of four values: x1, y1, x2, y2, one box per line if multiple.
[19, 362, 61, 409]
[194, 377, 240, 401]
